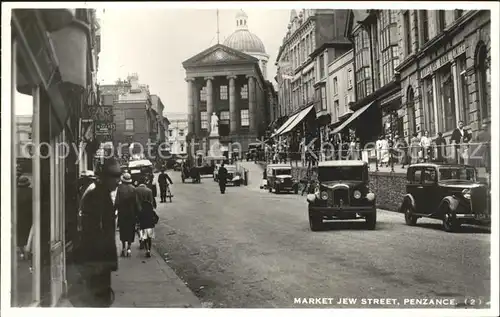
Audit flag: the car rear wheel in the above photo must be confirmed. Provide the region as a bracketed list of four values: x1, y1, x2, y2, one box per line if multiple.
[309, 214, 323, 231]
[403, 204, 418, 226]
[365, 212, 377, 230]
[442, 204, 460, 232]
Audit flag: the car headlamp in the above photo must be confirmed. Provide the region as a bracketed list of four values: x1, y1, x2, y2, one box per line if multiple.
[366, 192, 375, 201]
[320, 191, 328, 200]
[462, 189, 471, 200]
[353, 190, 362, 199]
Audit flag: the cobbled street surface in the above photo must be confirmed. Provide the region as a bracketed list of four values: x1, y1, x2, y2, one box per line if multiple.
[152, 163, 490, 308]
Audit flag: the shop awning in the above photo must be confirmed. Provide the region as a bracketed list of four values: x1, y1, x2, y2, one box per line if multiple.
[280, 105, 316, 136]
[331, 101, 375, 134]
[271, 112, 300, 137]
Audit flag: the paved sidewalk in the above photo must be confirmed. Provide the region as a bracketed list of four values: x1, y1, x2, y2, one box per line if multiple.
[111, 234, 201, 307]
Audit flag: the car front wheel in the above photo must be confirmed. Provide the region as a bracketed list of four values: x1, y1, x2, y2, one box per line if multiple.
[309, 214, 323, 231]
[403, 204, 418, 226]
[365, 211, 377, 230]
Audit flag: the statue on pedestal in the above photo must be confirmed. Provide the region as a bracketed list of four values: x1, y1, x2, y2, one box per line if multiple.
[210, 113, 219, 136]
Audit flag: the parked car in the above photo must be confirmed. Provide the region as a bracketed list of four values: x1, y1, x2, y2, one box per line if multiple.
[306, 160, 377, 231]
[266, 164, 298, 194]
[225, 165, 242, 186]
[399, 163, 490, 232]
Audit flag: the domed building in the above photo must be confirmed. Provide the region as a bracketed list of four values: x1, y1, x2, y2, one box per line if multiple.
[224, 10, 270, 80]
[182, 10, 276, 158]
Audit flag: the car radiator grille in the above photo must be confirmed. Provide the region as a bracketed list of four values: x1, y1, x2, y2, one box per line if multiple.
[328, 189, 349, 207]
[471, 187, 488, 215]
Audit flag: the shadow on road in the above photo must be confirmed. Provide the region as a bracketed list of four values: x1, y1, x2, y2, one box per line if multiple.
[319, 220, 383, 231]
[415, 223, 491, 234]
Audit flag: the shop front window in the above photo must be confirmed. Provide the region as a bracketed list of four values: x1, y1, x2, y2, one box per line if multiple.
[459, 56, 470, 124]
[476, 43, 490, 120]
[441, 67, 456, 132]
[424, 78, 436, 136]
[407, 87, 417, 137]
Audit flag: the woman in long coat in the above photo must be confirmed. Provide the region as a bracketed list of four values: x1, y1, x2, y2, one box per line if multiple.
[115, 173, 141, 257]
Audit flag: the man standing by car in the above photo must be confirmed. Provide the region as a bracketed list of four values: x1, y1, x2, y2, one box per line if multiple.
[218, 162, 228, 194]
[158, 169, 173, 203]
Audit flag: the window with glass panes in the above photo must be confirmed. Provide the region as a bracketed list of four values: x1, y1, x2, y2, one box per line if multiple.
[241, 84, 248, 99]
[441, 66, 456, 131]
[321, 86, 327, 110]
[220, 111, 230, 120]
[438, 10, 446, 31]
[125, 119, 134, 131]
[241, 109, 249, 126]
[403, 11, 412, 55]
[201, 111, 208, 129]
[200, 86, 207, 101]
[319, 54, 325, 78]
[420, 10, 429, 43]
[220, 85, 228, 100]
[380, 10, 399, 87]
[355, 29, 371, 99]
[424, 79, 435, 135]
[459, 56, 469, 124]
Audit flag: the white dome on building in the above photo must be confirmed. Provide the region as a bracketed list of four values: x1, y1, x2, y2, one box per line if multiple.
[223, 10, 270, 79]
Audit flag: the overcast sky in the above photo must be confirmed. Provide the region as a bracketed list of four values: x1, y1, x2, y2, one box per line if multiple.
[15, 7, 292, 116]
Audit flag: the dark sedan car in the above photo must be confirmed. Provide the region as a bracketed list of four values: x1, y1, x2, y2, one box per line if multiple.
[306, 160, 376, 231]
[399, 163, 490, 232]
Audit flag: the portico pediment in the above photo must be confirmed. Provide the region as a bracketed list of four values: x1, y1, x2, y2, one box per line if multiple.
[182, 44, 258, 68]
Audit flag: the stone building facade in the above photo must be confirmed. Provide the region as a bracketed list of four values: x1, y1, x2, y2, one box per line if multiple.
[182, 11, 274, 153]
[166, 112, 189, 155]
[327, 50, 355, 128]
[271, 9, 351, 161]
[100, 74, 163, 156]
[397, 10, 491, 141]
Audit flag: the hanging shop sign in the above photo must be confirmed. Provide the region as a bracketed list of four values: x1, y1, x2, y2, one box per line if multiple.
[420, 42, 467, 79]
[87, 105, 114, 122]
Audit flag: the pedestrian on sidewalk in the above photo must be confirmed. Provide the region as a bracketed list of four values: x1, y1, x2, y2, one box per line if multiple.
[435, 132, 447, 163]
[136, 178, 159, 258]
[158, 168, 173, 202]
[420, 130, 432, 162]
[218, 162, 228, 194]
[79, 157, 121, 307]
[115, 173, 141, 257]
[410, 133, 420, 164]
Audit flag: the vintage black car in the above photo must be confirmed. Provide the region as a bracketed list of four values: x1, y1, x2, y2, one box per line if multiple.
[266, 164, 298, 194]
[399, 163, 490, 232]
[306, 160, 376, 231]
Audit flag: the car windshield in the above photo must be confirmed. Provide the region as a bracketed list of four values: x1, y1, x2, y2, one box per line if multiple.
[275, 169, 291, 175]
[439, 167, 476, 182]
[318, 166, 364, 182]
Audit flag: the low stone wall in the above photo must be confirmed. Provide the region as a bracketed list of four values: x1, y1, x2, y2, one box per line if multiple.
[368, 172, 406, 212]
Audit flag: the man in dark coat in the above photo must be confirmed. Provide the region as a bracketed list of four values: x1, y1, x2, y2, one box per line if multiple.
[218, 162, 228, 194]
[158, 169, 173, 203]
[135, 179, 157, 258]
[79, 157, 121, 307]
[115, 172, 140, 257]
[450, 120, 471, 164]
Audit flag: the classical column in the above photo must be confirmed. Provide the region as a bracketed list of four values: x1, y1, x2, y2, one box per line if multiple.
[451, 61, 461, 123]
[185, 78, 195, 135]
[193, 79, 201, 136]
[205, 76, 214, 134]
[247, 75, 257, 135]
[431, 74, 440, 135]
[228, 75, 238, 134]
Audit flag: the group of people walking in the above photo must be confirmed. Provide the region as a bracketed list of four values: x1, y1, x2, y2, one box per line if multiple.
[76, 158, 174, 307]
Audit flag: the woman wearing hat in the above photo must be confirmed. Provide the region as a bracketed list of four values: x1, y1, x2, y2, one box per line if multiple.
[115, 172, 141, 257]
